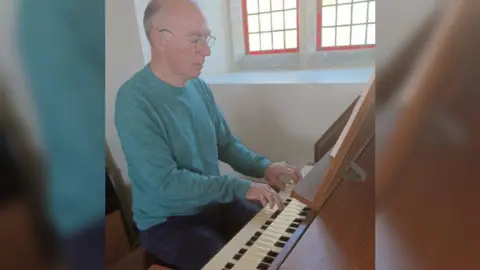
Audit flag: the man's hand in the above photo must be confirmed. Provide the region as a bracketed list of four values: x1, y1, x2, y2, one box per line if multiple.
[264, 162, 302, 191]
[246, 182, 284, 210]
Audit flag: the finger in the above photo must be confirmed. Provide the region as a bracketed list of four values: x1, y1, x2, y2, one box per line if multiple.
[259, 195, 267, 208]
[262, 190, 274, 209]
[265, 186, 284, 210]
[273, 192, 284, 210]
[286, 165, 302, 183]
[267, 193, 275, 209]
[265, 184, 278, 194]
[272, 178, 285, 190]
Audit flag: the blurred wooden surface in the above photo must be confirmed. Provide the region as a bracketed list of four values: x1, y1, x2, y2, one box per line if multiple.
[376, 1, 480, 269]
[0, 200, 44, 270]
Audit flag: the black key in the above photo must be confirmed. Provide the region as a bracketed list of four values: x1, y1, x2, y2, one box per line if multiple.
[257, 262, 270, 270]
[299, 211, 308, 217]
[261, 225, 268, 230]
[271, 210, 281, 219]
[303, 206, 310, 211]
[250, 235, 259, 242]
[233, 253, 242, 260]
[246, 240, 254, 246]
[286, 228, 295, 234]
[274, 241, 285, 248]
[293, 218, 303, 223]
[254, 231, 262, 237]
[279, 236, 290, 242]
[239, 248, 247, 255]
[290, 222, 299, 228]
[267, 250, 279, 257]
[262, 256, 275, 264]
[225, 262, 234, 269]
[265, 220, 272, 226]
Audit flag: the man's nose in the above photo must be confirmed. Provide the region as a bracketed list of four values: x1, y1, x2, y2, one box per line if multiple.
[197, 42, 211, 56]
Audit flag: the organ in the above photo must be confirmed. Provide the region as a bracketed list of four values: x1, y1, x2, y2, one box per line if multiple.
[202, 74, 375, 270]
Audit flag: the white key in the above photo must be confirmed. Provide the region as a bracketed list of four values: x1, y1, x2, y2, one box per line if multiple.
[231, 199, 306, 270]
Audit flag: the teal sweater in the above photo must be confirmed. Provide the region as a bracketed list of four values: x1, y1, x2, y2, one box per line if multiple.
[115, 65, 271, 230]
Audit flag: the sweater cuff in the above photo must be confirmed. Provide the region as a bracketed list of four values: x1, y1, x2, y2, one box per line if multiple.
[233, 178, 252, 199]
[256, 158, 272, 178]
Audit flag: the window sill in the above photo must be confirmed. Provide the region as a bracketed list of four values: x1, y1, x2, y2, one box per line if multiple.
[200, 67, 374, 85]
[233, 48, 375, 73]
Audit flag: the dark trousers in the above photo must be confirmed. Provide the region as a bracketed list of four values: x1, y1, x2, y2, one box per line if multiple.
[139, 199, 262, 270]
[60, 220, 105, 270]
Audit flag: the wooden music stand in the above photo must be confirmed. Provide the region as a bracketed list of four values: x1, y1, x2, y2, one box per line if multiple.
[313, 95, 360, 162]
[376, 1, 480, 269]
[291, 75, 375, 212]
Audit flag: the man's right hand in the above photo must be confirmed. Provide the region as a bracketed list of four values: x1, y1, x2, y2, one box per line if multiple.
[246, 182, 284, 210]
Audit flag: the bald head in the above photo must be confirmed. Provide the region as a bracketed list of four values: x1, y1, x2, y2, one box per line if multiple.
[145, 0, 212, 84]
[143, 0, 206, 44]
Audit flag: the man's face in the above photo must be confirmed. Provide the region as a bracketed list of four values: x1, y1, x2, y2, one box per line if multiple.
[154, 8, 213, 80]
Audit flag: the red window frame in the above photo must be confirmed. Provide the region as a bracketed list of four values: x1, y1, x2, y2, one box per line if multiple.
[241, 0, 300, 55]
[316, 0, 376, 51]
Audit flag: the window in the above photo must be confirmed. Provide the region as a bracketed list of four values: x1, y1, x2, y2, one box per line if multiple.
[317, 0, 375, 51]
[242, 0, 299, 55]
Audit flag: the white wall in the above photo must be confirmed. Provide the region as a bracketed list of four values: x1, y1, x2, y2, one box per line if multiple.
[211, 83, 364, 168]
[106, 0, 145, 192]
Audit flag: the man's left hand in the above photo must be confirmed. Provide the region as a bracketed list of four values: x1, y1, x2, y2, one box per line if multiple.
[264, 162, 302, 191]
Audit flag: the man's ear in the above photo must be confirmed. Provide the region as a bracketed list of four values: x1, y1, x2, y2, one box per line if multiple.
[150, 31, 167, 52]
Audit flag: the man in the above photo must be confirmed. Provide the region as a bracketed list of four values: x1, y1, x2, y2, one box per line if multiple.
[115, 0, 302, 269]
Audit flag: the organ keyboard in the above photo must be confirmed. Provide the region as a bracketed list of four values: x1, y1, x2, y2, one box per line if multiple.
[202, 165, 314, 270]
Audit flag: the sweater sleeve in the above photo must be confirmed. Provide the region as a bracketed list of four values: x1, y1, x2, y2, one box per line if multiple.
[115, 90, 251, 205]
[197, 80, 272, 178]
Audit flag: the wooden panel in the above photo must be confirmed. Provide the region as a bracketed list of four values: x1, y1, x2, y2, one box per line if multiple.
[314, 97, 359, 162]
[330, 80, 373, 158]
[280, 139, 374, 270]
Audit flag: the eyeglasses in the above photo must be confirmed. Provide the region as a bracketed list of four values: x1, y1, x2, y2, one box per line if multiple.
[155, 28, 216, 51]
